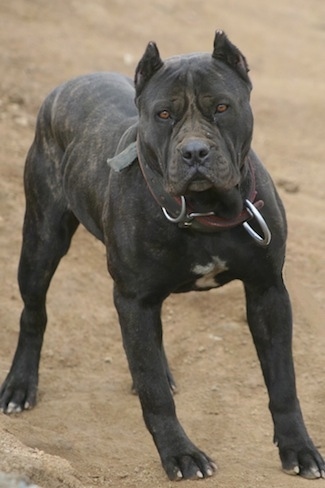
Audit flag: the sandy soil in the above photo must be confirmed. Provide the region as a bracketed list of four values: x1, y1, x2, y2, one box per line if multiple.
[0, 1, 324, 487]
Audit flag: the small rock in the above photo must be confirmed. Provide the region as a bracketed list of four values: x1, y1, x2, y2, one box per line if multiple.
[118, 473, 128, 479]
[276, 178, 300, 193]
[123, 53, 134, 66]
[208, 334, 222, 341]
[8, 94, 25, 105]
[14, 115, 29, 127]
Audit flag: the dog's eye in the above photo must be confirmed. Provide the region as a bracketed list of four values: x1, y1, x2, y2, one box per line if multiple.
[158, 110, 171, 120]
[215, 104, 228, 113]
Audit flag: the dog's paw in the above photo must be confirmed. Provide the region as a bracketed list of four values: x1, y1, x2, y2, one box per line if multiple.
[163, 450, 217, 480]
[0, 373, 37, 414]
[280, 445, 325, 479]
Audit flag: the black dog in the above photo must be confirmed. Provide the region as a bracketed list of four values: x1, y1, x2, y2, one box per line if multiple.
[1, 31, 324, 481]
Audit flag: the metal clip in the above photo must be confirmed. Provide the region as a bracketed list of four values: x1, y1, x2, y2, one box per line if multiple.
[162, 197, 216, 226]
[242, 199, 271, 247]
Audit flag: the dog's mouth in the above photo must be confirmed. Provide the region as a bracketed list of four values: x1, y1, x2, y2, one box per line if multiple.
[185, 185, 243, 220]
[187, 178, 214, 192]
[177, 170, 243, 219]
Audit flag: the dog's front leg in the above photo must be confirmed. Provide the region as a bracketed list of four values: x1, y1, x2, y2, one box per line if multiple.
[113, 286, 216, 480]
[244, 279, 325, 479]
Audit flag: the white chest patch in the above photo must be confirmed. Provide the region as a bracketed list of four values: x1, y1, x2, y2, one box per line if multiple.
[192, 256, 228, 289]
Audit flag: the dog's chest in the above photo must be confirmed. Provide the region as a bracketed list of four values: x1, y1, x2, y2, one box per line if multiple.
[192, 256, 228, 289]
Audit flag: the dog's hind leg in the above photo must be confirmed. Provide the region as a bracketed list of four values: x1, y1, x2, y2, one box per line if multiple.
[0, 141, 79, 413]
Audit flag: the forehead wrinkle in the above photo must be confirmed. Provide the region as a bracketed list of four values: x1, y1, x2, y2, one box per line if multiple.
[162, 59, 231, 104]
[159, 63, 201, 101]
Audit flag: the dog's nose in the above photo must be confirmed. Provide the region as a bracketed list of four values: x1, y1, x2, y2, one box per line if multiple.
[181, 140, 210, 166]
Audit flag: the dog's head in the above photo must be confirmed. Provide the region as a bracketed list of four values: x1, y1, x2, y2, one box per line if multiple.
[134, 31, 253, 218]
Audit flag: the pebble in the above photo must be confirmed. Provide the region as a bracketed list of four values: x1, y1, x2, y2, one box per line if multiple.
[123, 53, 134, 66]
[14, 115, 29, 127]
[276, 178, 300, 193]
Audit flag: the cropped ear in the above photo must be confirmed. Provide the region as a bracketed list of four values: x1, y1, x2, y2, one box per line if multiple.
[212, 30, 252, 88]
[134, 42, 164, 98]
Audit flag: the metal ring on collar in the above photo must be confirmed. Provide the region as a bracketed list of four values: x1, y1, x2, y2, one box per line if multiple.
[162, 196, 187, 223]
[242, 199, 271, 247]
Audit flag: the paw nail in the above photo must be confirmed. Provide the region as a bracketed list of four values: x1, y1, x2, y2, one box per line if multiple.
[294, 466, 300, 474]
[7, 402, 22, 414]
[176, 470, 182, 479]
[310, 466, 321, 478]
[207, 468, 213, 476]
[196, 470, 204, 478]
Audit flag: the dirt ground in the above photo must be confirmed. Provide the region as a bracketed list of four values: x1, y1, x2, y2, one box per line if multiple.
[0, 0, 324, 487]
